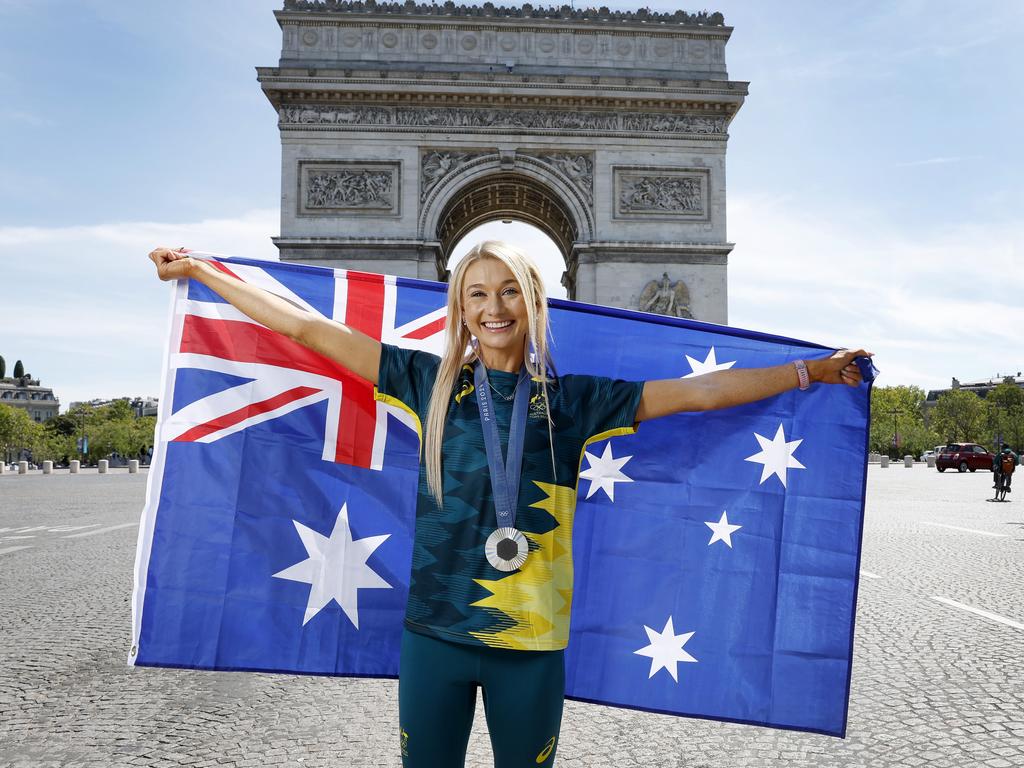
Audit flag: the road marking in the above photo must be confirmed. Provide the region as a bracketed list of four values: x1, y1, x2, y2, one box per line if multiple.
[0, 546, 33, 556]
[1, 535, 36, 540]
[47, 524, 101, 533]
[860, 570, 882, 579]
[63, 522, 138, 539]
[11, 526, 48, 533]
[923, 522, 1007, 538]
[932, 597, 1024, 631]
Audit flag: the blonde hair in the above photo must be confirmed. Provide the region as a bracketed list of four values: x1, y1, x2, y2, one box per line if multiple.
[424, 240, 555, 505]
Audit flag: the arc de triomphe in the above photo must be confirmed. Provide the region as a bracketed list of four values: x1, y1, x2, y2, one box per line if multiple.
[258, 1, 746, 323]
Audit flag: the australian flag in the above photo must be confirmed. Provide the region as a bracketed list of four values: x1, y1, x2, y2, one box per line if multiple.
[131, 253, 871, 738]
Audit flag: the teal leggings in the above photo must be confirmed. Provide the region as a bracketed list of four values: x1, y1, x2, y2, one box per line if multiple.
[399, 629, 565, 767]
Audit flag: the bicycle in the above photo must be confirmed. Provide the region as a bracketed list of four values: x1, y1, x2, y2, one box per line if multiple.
[993, 472, 1010, 502]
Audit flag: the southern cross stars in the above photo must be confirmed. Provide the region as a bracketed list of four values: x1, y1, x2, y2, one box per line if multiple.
[682, 347, 737, 378]
[705, 511, 742, 548]
[579, 442, 634, 501]
[745, 423, 805, 487]
[634, 616, 698, 682]
[273, 503, 391, 628]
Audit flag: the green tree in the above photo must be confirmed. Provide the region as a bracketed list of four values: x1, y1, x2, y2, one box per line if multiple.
[0, 354, 5, 378]
[985, 380, 1024, 451]
[869, 385, 937, 457]
[0, 403, 38, 463]
[12, 359, 24, 378]
[931, 389, 988, 445]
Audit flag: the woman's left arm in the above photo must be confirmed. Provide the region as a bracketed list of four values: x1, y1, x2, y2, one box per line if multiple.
[635, 349, 870, 422]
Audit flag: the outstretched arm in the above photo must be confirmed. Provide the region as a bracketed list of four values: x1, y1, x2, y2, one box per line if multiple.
[635, 349, 869, 422]
[148, 248, 381, 384]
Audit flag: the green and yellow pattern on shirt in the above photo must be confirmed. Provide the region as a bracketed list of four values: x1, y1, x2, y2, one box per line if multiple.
[376, 344, 644, 651]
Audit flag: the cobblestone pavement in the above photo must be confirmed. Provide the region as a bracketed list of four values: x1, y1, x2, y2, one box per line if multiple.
[1, 466, 1022, 767]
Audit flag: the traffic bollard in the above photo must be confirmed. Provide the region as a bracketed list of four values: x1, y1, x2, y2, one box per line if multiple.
[129, 460, 139, 474]
[98, 459, 108, 474]
[70, 460, 80, 473]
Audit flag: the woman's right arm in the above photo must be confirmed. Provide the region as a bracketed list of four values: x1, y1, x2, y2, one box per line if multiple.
[149, 248, 381, 384]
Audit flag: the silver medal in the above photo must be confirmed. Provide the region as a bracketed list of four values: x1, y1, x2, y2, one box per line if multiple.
[485, 527, 529, 572]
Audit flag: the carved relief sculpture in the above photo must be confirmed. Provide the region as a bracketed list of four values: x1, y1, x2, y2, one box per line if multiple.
[532, 153, 593, 206]
[421, 151, 488, 202]
[298, 161, 400, 215]
[638, 273, 693, 319]
[278, 105, 724, 137]
[306, 169, 394, 209]
[620, 176, 702, 214]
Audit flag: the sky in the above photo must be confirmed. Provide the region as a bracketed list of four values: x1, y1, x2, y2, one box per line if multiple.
[1, 0, 1021, 410]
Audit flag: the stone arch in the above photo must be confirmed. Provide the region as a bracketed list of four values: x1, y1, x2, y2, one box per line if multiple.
[418, 153, 594, 294]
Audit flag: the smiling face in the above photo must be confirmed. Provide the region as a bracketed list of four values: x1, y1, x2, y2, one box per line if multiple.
[460, 257, 530, 371]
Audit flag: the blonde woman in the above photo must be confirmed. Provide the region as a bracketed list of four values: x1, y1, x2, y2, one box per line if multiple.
[149, 241, 867, 768]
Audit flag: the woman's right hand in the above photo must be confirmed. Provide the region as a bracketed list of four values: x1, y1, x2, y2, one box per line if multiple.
[149, 247, 197, 281]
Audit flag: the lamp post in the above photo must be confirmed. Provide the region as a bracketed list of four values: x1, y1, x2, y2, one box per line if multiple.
[887, 407, 902, 458]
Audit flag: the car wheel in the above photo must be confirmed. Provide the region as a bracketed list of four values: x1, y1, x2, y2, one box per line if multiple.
[937, 466, 946, 472]
[958, 461, 968, 473]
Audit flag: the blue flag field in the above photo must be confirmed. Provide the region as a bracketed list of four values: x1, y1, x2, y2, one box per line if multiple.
[130, 253, 872, 738]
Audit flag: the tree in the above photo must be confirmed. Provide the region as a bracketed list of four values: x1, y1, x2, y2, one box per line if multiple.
[12, 359, 23, 379]
[0, 404, 38, 463]
[869, 385, 937, 457]
[985, 380, 1024, 451]
[0, 355, 5, 378]
[931, 389, 987, 445]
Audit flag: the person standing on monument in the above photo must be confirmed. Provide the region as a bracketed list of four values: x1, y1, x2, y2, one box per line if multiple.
[148, 241, 868, 768]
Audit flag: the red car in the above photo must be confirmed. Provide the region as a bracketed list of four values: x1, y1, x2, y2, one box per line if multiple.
[936, 443, 994, 473]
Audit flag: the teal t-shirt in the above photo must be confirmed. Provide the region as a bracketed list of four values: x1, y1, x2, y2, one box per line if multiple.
[376, 343, 644, 651]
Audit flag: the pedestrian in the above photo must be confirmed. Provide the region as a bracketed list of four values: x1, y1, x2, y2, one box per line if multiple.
[993, 443, 1018, 497]
[149, 241, 868, 768]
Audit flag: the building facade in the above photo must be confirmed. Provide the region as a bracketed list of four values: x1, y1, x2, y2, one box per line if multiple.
[259, 1, 745, 322]
[0, 375, 60, 423]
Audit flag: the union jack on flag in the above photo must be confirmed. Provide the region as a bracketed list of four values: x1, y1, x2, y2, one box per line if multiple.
[161, 256, 446, 469]
[132, 253, 872, 738]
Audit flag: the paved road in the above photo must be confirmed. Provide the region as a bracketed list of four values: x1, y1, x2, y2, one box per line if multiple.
[1, 466, 1022, 767]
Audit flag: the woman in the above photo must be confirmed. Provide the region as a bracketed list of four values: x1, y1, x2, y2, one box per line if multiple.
[149, 241, 867, 767]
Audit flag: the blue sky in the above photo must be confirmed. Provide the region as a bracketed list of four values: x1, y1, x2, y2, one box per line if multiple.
[2, 1, 1021, 409]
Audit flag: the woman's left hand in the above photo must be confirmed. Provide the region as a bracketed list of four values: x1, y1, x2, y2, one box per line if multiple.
[810, 349, 872, 387]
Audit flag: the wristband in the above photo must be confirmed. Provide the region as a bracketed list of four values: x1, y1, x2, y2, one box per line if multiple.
[793, 360, 811, 391]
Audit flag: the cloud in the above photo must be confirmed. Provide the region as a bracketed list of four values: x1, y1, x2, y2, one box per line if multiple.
[0, 209, 279, 410]
[894, 156, 972, 168]
[727, 194, 1023, 390]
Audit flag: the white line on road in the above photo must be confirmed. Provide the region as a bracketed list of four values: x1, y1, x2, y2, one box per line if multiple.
[1, 535, 36, 540]
[47, 524, 101, 533]
[63, 522, 138, 539]
[0, 546, 33, 556]
[11, 526, 48, 533]
[923, 522, 1007, 538]
[932, 597, 1024, 631]
[860, 570, 882, 579]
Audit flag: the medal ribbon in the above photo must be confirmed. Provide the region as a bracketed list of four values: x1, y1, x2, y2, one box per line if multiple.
[474, 361, 531, 530]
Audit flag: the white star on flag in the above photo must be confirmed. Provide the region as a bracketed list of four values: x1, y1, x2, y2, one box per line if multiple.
[634, 616, 698, 682]
[705, 511, 742, 548]
[272, 503, 391, 628]
[579, 442, 634, 501]
[744, 423, 805, 487]
[682, 347, 737, 378]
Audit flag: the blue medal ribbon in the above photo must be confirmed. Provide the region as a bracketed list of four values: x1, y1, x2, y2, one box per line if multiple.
[474, 361, 531, 531]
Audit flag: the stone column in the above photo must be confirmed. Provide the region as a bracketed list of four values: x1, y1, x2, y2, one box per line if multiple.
[18, 461, 28, 474]
[43, 461, 53, 474]
[98, 459, 108, 474]
[129, 460, 139, 474]
[880, 456, 890, 468]
[0, 462, 5, 474]
[903, 455, 914, 468]
[70, 460, 80, 474]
